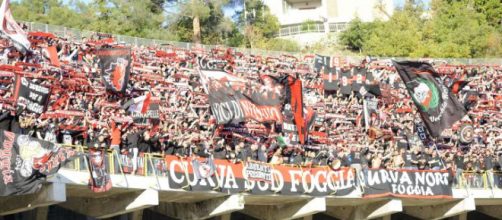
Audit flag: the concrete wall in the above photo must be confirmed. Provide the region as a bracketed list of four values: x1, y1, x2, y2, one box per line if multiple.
[1, 169, 502, 220]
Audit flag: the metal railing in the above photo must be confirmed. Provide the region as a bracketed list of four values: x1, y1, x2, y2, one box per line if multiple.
[277, 22, 349, 37]
[21, 21, 502, 65]
[61, 144, 502, 191]
[278, 22, 330, 36]
[456, 171, 502, 190]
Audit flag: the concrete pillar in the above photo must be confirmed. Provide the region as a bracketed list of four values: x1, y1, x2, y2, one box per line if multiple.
[241, 197, 326, 220]
[403, 198, 475, 220]
[152, 194, 244, 220]
[381, 215, 391, 220]
[59, 189, 158, 219]
[326, 199, 402, 220]
[215, 213, 231, 220]
[0, 183, 66, 215]
[130, 210, 143, 220]
[449, 212, 467, 220]
[476, 206, 502, 219]
[35, 207, 49, 220]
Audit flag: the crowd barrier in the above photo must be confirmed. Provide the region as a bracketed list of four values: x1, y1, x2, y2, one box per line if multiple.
[60, 144, 502, 192]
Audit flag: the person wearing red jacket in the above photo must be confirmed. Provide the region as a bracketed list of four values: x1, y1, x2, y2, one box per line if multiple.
[109, 120, 123, 152]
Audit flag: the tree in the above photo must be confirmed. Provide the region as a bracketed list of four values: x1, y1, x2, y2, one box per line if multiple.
[338, 0, 502, 58]
[363, 2, 425, 57]
[338, 18, 375, 52]
[231, 0, 297, 50]
[426, 0, 498, 57]
[11, 0, 175, 41]
[167, 0, 241, 45]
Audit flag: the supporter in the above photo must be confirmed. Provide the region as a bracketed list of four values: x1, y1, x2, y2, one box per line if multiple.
[0, 24, 499, 190]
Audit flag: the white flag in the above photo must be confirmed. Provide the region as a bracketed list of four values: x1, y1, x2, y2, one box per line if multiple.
[0, 0, 30, 53]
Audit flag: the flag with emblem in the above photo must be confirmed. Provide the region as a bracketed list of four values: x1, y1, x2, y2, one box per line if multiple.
[192, 157, 216, 180]
[96, 47, 131, 94]
[393, 61, 466, 137]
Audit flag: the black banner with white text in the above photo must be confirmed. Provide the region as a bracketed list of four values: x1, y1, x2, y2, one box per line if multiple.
[362, 169, 453, 198]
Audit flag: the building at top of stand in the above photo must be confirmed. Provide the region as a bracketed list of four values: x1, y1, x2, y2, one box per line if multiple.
[264, 0, 394, 45]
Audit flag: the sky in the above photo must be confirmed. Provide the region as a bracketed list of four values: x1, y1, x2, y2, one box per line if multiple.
[394, 0, 431, 9]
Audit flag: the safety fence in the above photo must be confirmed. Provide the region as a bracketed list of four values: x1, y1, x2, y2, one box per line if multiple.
[277, 22, 349, 37]
[20, 21, 502, 65]
[61, 144, 502, 191]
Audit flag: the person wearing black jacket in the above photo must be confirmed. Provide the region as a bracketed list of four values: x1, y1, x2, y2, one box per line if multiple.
[138, 130, 159, 153]
[213, 140, 228, 159]
[124, 128, 140, 174]
[0, 107, 24, 133]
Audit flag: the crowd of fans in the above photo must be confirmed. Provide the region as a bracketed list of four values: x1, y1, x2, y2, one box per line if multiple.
[0, 26, 501, 187]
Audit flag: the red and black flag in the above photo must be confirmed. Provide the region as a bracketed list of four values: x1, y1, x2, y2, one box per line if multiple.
[87, 148, 112, 193]
[96, 47, 131, 94]
[0, 130, 80, 196]
[198, 67, 284, 125]
[450, 80, 469, 94]
[393, 61, 466, 137]
[289, 77, 306, 144]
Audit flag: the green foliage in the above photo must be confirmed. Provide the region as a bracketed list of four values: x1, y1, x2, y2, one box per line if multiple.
[300, 20, 317, 32]
[338, 0, 502, 58]
[338, 18, 375, 52]
[11, 0, 175, 41]
[9, 0, 295, 50]
[255, 38, 300, 52]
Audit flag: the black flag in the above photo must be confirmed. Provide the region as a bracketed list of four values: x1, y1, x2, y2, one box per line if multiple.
[323, 66, 339, 91]
[314, 54, 330, 73]
[0, 130, 80, 196]
[393, 61, 466, 137]
[339, 69, 352, 95]
[96, 48, 132, 93]
[351, 67, 366, 93]
[13, 76, 51, 114]
[365, 70, 381, 96]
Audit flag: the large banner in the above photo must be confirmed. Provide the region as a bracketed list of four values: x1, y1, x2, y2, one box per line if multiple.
[0, 130, 80, 196]
[96, 48, 132, 93]
[163, 155, 357, 196]
[362, 169, 453, 198]
[199, 66, 285, 125]
[13, 76, 50, 114]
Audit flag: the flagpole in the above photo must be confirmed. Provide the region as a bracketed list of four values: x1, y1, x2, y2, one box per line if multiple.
[363, 97, 369, 130]
[432, 140, 446, 169]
